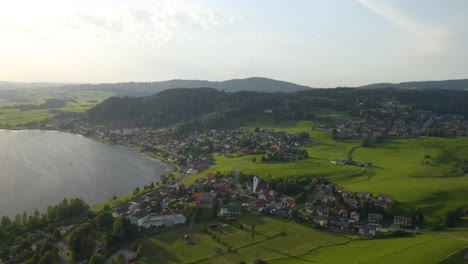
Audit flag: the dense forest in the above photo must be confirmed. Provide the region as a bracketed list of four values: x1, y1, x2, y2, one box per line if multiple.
[87, 87, 468, 134]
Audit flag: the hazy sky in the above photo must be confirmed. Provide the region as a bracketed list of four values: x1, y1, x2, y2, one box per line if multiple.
[0, 0, 467, 87]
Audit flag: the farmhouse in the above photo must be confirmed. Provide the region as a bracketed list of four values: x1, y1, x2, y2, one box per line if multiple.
[393, 216, 412, 227]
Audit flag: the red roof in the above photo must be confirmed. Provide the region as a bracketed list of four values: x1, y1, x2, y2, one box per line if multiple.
[191, 192, 204, 202]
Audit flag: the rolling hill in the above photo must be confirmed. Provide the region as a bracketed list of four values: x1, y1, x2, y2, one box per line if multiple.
[58, 77, 312, 96]
[359, 79, 468, 91]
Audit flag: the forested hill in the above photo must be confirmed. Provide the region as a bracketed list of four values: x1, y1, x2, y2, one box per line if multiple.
[59, 77, 311, 96]
[87, 88, 468, 133]
[359, 79, 468, 91]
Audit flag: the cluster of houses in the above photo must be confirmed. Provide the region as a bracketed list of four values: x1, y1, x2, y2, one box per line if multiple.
[88, 126, 312, 174]
[332, 107, 468, 138]
[112, 186, 187, 228]
[112, 173, 414, 237]
[300, 185, 414, 236]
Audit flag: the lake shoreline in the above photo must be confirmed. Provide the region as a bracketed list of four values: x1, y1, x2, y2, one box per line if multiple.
[0, 129, 173, 218]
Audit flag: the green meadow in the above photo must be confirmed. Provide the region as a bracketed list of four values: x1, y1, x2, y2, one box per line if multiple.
[269, 233, 468, 264]
[334, 137, 468, 225]
[128, 215, 468, 264]
[0, 89, 114, 126]
[130, 216, 352, 264]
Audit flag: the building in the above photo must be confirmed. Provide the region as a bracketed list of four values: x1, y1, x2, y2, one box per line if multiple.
[219, 204, 242, 215]
[393, 216, 412, 227]
[368, 213, 383, 223]
[128, 210, 152, 226]
[140, 210, 186, 228]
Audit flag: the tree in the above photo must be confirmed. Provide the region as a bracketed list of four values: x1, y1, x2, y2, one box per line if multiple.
[1, 215, 11, 229]
[331, 128, 338, 139]
[69, 223, 96, 262]
[112, 253, 126, 264]
[97, 212, 114, 230]
[22, 212, 28, 226]
[445, 208, 463, 227]
[412, 209, 424, 226]
[211, 197, 220, 219]
[89, 253, 105, 264]
[360, 136, 375, 147]
[294, 192, 307, 204]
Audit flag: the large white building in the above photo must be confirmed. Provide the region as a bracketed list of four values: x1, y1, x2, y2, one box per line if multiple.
[128, 210, 186, 228]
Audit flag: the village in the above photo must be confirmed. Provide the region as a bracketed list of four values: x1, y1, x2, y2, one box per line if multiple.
[331, 106, 468, 138]
[112, 171, 417, 238]
[86, 126, 312, 174]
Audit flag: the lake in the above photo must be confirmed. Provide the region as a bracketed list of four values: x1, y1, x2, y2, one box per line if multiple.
[0, 129, 172, 218]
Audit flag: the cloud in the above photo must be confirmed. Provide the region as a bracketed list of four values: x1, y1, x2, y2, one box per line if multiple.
[62, 1, 242, 47]
[0, 0, 243, 48]
[358, 0, 450, 55]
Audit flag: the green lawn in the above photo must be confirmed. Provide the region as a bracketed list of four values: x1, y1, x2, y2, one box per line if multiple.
[269, 233, 468, 264]
[130, 216, 351, 264]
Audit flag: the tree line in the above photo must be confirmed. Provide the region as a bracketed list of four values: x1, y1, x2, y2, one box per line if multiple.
[86, 87, 468, 134]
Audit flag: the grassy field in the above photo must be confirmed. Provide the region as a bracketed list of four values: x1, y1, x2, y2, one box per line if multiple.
[333, 137, 468, 225]
[269, 233, 468, 264]
[129, 216, 351, 264]
[0, 89, 114, 126]
[127, 215, 468, 264]
[0, 109, 53, 126]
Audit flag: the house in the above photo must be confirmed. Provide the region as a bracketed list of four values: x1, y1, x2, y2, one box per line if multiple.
[317, 207, 329, 217]
[340, 190, 353, 198]
[322, 195, 336, 205]
[393, 216, 412, 227]
[344, 197, 359, 208]
[258, 189, 277, 202]
[191, 192, 204, 203]
[219, 204, 242, 215]
[312, 216, 328, 227]
[113, 203, 131, 217]
[329, 220, 350, 231]
[338, 209, 348, 218]
[350, 211, 360, 222]
[247, 199, 265, 212]
[368, 213, 383, 223]
[374, 201, 389, 210]
[358, 225, 376, 236]
[199, 193, 216, 208]
[304, 206, 315, 214]
[377, 194, 393, 203]
[356, 192, 370, 199]
[282, 197, 296, 208]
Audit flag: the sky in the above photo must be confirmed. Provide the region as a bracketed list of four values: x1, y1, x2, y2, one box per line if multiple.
[0, 0, 467, 87]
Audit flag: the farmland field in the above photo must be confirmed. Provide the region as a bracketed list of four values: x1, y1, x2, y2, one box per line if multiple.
[269, 233, 468, 264]
[130, 216, 352, 264]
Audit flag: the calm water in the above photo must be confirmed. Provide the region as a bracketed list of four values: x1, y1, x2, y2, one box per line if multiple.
[0, 130, 172, 217]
